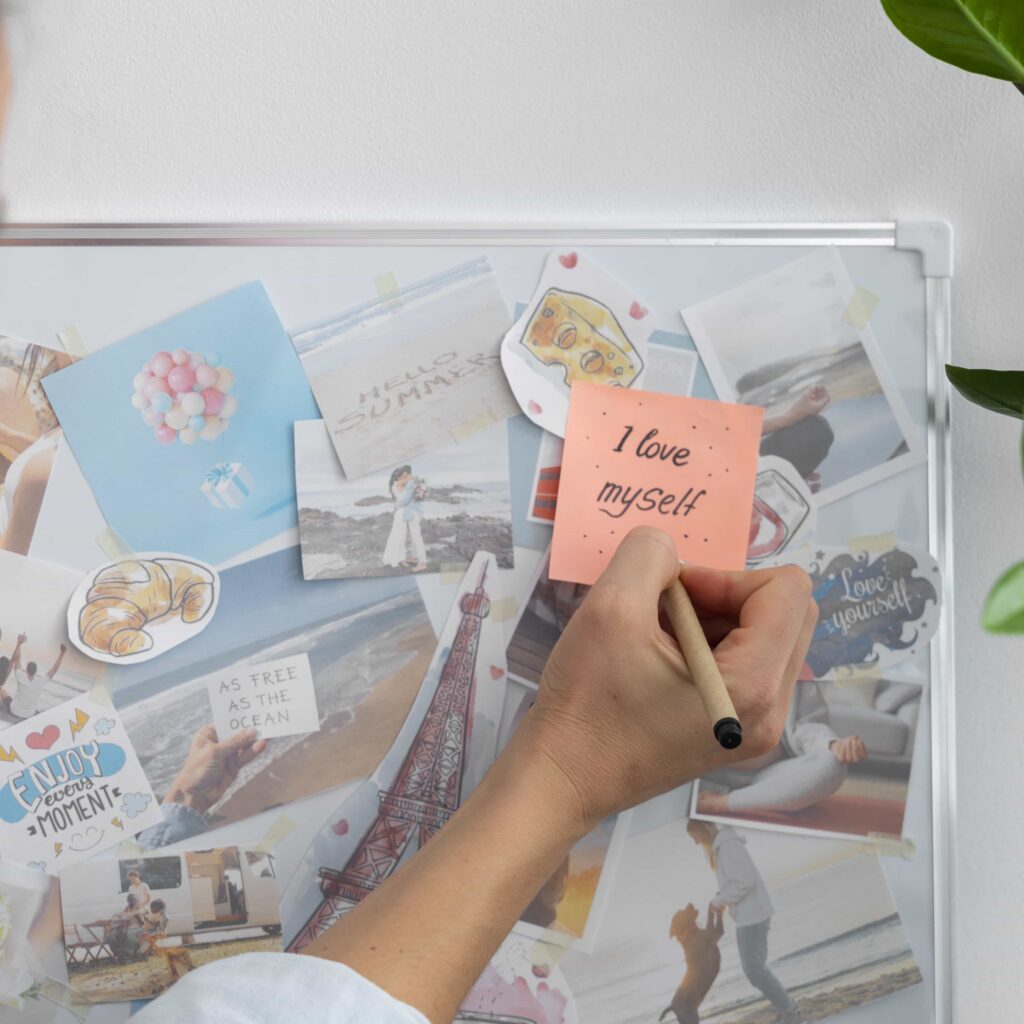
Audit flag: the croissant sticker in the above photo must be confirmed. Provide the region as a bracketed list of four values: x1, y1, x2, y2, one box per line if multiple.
[67, 553, 220, 665]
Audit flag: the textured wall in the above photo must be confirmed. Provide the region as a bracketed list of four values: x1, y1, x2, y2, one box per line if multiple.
[4, 0, 1023, 1016]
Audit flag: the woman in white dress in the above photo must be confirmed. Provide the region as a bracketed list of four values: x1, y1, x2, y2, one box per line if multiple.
[0, 343, 71, 555]
[381, 465, 428, 572]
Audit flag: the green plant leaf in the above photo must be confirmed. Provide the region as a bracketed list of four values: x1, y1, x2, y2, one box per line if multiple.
[983, 561, 1024, 633]
[946, 364, 1024, 420]
[880, 0, 1024, 81]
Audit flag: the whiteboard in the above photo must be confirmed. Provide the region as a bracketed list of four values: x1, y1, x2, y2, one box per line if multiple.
[0, 222, 954, 1024]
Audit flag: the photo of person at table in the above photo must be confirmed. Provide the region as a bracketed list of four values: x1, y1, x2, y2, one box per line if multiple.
[0, 338, 73, 555]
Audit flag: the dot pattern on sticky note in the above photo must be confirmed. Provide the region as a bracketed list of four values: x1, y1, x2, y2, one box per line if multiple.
[549, 382, 764, 585]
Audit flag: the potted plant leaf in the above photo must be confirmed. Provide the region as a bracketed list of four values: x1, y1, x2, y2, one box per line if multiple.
[878, 3, 1024, 632]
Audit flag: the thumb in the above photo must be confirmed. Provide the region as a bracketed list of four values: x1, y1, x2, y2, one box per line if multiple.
[590, 526, 680, 603]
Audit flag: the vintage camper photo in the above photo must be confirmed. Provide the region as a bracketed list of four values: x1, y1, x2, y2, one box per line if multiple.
[60, 844, 283, 1002]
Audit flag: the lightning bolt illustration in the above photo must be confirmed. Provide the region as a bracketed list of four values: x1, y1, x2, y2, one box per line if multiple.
[54, 842, 63, 857]
[69, 708, 90, 740]
[0, 745, 22, 764]
[111, 817, 123, 830]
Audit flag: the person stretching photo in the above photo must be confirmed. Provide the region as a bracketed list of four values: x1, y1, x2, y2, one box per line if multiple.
[0, 633, 67, 720]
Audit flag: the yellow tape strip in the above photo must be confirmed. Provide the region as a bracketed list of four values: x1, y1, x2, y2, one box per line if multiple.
[867, 832, 916, 859]
[56, 325, 89, 359]
[451, 409, 498, 442]
[440, 561, 470, 584]
[255, 815, 296, 854]
[526, 935, 573, 975]
[374, 271, 402, 309]
[847, 532, 896, 556]
[118, 839, 144, 858]
[490, 596, 518, 623]
[96, 525, 137, 562]
[842, 287, 880, 330]
[40, 977, 93, 1019]
[86, 677, 112, 705]
[831, 662, 882, 688]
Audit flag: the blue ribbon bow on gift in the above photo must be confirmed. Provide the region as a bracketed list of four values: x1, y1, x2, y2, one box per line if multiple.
[206, 463, 233, 485]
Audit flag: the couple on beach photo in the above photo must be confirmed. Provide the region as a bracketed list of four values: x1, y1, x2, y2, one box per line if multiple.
[382, 464, 429, 573]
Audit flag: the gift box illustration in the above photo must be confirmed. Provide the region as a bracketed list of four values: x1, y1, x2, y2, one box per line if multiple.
[201, 462, 253, 509]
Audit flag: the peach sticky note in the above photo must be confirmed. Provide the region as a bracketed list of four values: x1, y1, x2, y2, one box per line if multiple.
[550, 382, 764, 584]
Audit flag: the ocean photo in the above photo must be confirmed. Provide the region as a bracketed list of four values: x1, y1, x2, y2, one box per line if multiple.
[113, 545, 436, 833]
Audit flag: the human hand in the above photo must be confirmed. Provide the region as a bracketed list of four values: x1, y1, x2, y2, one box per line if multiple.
[514, 526, 817, 833]
[16, 633, 27, 644]
[788, 385, 831, 422]
[162, 725, 268, 814]
[830, 735, 868, 764]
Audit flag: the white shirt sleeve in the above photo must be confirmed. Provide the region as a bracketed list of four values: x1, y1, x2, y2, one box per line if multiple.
[132, 952, 429, 1024]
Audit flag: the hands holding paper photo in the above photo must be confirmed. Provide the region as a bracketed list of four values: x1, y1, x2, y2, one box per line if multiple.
[162, 724, 268, 815]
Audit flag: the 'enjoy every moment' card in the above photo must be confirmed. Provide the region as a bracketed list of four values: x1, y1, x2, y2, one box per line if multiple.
[550, 383, 763, 585]
[0, 692, 162, 874]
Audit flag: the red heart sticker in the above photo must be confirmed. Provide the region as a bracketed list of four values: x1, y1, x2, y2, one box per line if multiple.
[332, 819, 350, 837]
[629, 301, 648, 320]
[26, 725, 61, 751]
[558, 252, 578, 269]
[489, 665, 506, 680]
[528, 400, 543, 415]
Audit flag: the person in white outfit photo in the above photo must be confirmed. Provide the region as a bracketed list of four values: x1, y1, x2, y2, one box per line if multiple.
[382, 464, 429, 573]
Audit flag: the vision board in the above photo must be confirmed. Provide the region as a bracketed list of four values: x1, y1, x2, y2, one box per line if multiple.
[0, 223, 954, 1024]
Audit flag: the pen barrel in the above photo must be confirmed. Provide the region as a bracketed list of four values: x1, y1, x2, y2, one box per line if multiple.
[664, 578, 739, 729]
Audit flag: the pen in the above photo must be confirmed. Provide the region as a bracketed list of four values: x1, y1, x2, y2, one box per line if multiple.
[662, 575, 743, 750]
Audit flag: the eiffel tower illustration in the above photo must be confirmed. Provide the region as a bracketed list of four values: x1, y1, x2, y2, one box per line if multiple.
[288, 562, 492, 951]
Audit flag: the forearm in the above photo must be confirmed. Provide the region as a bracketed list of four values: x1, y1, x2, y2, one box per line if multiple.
[762, 410, 796, 434]
[301, 723, 588, 1023]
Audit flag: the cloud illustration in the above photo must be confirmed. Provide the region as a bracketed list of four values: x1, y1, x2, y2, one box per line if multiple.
[120, 792, 153, 819]
[68, 826, 104, 852]
[93, 718, 117, 737]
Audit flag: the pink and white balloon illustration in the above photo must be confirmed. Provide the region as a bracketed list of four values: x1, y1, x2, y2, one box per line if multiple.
[132, 348, 236, 444]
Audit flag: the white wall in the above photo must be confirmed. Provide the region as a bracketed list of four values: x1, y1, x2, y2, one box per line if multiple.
[4, 1, 1022, 1018]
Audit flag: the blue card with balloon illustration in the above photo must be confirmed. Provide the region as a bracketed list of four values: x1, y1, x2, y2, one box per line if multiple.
[44, 282, 318, 566]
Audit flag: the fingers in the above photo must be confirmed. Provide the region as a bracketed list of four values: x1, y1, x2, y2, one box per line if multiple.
[591, 526, 680, 601]
[680, 564, 807, 619]
[194, 724, 219, 746]
[683, 564, 816, 751]
[217, 727, 260, 753]
[235, 738, 269, 769]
